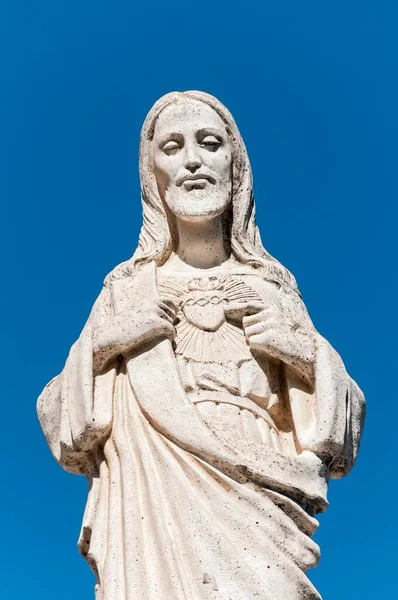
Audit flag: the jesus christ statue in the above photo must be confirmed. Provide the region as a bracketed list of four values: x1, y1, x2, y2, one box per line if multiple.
[38, 91, 365, 600]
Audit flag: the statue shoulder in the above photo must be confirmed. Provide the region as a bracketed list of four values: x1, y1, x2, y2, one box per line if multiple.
[236, 262, 298, 299]
[83, 261, 135, 328]
[239, 264, 314, 329]
[102, 260, 158, 316]
[103, 258, 135, 288]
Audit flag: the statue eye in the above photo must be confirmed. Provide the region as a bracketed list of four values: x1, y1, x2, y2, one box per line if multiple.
[201, 135, 221, 152]
[162, 140, 181, 155]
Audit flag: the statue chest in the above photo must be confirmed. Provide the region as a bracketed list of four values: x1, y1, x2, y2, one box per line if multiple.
[158, 273, 260, 364]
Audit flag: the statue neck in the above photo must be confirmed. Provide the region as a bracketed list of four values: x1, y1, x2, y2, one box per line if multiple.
[175, 216, 229, 269]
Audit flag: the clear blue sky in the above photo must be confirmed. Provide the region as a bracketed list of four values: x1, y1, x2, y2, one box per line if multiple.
[1, 2, 396, 598]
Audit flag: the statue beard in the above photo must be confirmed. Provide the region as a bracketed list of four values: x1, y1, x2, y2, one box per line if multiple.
[164, 182, 232, 223]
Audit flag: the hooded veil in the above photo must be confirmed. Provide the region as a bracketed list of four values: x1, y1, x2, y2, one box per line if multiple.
[37, 91, 365, 600]
[107, 91, 297, 288]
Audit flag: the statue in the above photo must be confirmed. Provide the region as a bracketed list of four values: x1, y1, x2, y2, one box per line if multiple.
[38, 91, 365, 600]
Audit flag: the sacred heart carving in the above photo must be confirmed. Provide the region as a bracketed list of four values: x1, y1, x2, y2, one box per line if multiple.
[158, 274, 263, 363]
[182, 289, 226, 332]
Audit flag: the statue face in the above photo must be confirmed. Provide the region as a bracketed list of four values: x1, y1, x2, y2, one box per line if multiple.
[152, 98, 232, 222]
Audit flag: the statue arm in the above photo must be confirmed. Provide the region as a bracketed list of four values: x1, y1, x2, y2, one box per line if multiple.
[244, 281, 317, 386]
[37, 286, 116, 474]
[92, 263, 176, 374]
[278, 285, 317, 384]
[281, 286, 366, 478]
[37, 263, 176, 474]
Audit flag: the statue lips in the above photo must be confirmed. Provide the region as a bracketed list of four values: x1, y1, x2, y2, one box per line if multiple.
[176, 172, 216, 187]
[182, 290, 226, 331]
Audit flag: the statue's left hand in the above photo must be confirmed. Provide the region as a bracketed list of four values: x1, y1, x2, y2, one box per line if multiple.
[243, 304, 316, 382]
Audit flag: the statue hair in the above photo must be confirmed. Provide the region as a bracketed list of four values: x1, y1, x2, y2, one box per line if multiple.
[105, 91, 297, 290]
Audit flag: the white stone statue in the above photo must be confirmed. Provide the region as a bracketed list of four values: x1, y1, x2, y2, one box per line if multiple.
[38, 91, 365, 600]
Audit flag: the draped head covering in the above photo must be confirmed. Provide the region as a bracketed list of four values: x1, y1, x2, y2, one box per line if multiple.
[105, 91, 298, 290]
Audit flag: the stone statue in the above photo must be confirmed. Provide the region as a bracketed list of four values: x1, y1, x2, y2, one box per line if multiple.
[38, 91, 365, 600]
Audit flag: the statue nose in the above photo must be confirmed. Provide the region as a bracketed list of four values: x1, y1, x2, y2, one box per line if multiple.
[184, 145, 202, 172]
[184, 159, 201, 173]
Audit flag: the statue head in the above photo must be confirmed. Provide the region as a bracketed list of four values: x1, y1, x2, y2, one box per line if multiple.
[152, 96, 233, 224]
[107, 91, 297, 290]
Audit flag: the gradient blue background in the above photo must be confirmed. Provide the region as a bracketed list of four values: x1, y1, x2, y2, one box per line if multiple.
[1, 2, 396, 598]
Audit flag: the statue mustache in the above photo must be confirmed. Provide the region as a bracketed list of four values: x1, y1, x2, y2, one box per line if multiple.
[175, 172, 217, 187]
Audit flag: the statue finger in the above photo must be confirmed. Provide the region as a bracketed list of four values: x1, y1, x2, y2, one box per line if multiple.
[158, 300, 177, 320]
[244, 322, 265, 341]
[243, 311, 265, 327]
[242, 301, 265, 314]
[244, 304, 280, 323]
[157, 307, 175, 324]
[226, 300, 264, 316]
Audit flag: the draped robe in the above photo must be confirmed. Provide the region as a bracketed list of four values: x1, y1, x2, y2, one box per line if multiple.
[37, 261, 365, 600]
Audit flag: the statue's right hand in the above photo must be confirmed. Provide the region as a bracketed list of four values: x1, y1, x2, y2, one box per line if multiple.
[92, 299, 176, 372]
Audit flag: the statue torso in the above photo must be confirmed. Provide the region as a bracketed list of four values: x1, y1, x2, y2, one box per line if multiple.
[157, 263, 296, 455]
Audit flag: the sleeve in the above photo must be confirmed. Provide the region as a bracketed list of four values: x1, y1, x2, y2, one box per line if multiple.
[279, 285, 366, 479]
[37, 285, 117, 475]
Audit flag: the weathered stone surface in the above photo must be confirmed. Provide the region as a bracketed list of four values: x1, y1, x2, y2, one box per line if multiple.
[38, 91, 365, 599]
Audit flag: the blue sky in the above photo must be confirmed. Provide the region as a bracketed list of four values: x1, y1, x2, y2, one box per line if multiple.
[1, 1, 396, 598]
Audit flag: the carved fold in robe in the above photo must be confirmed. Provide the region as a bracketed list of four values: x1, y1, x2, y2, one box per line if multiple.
[37, 262, 365, 600]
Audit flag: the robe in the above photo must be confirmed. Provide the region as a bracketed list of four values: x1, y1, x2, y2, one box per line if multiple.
[37, 261, 365, 600]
